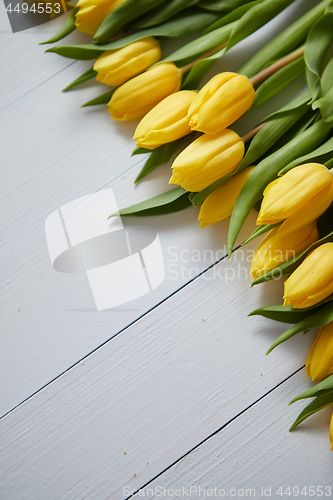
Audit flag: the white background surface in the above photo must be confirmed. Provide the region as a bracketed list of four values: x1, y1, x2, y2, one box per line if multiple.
[1, 0, 333, 498]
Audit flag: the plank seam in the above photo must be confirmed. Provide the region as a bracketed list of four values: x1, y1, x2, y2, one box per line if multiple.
[127, 366, 305, 500]
[0, 245, 241, 420]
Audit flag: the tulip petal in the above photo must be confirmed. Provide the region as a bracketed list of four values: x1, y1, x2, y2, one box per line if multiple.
[257, 163, 333, 224]
[283, 243, 333, 309]
[198, 166, 255, 228]
[194, 75, 255, 134]
[277, 181, 333, 237]
[187, 72, 236, 130]
[310, 326, 333, 380]
[76, 0, 124, 35]
[170, 129, 244, 192]
[306, 329, 322, 378]
[307, 323, 333, 381]
[133, 90, 196, 149]
[94, 38, 161, 87]
[250, 223, 319, 279]
[108, 63, 182, 120]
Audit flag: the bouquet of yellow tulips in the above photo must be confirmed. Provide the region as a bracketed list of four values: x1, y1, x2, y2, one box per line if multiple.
[42, 0, 333, 449]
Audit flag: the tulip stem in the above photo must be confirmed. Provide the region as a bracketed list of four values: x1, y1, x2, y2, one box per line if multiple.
[180, 41, 228, 75]
[250, 45, 305, 87]
[241, 123, 267, 143]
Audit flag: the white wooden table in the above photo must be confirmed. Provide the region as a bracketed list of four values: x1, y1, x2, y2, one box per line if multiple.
[1, 0, 333, 498]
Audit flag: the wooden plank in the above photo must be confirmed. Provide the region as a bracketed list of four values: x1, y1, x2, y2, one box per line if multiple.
[0, 4, 99, 110]
[135, 370, 333, 499]
[0, 247, 316, 499]
[0, 60, 265, 415]
[0, 0, 315, 417]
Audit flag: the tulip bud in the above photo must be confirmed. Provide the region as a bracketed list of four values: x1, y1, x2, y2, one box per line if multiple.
[93, 38, 161, 88]
[75, 0, 125, 35]
[306, 322, 333, 381]
[133, 91, 197, 150]
[187, 72, 255, 135]
[257, 163, 333, 237]
[170, 129, 244, 192]
[283, 243, 333, 309]
[250, 223, 319, 279]
[198, 167, 255, 228]
[330, 413, 333, 451]
[108, 63, 182, 121]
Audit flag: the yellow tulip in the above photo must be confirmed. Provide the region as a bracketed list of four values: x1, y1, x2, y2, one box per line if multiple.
[257, 163, 333, 237]
[198, 166, 255, 228]
[93, 38, 161, 87]
[108, 63, 182, 121]
[306, 322, 333, 381]
[187, 72, 255, 135]
[133, 91, 197, 150]
[250, 223, 319, 279]
[330, 413, 333, 451]
[283, 243, 333, 309]
[75, 0, 124, 35]
[169, 129, 244, 192]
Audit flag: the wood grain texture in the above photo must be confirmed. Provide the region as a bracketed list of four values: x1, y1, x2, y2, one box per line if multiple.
[0, 1, 327, 498]
[0, 0, 315, 417]
[0, 247, 317, 499]
[0, 4, 96, 110]
[136, 370, 333, 499]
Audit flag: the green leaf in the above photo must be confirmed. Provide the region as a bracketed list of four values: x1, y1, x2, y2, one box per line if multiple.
[183, 0, 295, 88]
[109, 187, 192, 217]
[45, 44, 103, 60]
[267, 301, 333, 354]
[252, 57, 305, 109]
[226, 0, 296, 51]
[239, 0, 331, 78]
[304, 11, 333, 101]
[135, 0, 200, 29]
[134, 134, 195, 183]
[249, 304, 320, 325]
[252, 229, 333, 286]
[278, 135, 333, 175]
[180, 0, 295, 87]
[325, 157, 333, 168]
[290, 374, 333, 404]
[242, 222, 281, 245]
[260, 90, 311, 122]
[190, 103, 310, 207]
[39, 7, 78, 45]
[94, 0, 167, 44]
[289, 393, 333, 431]
[321, 56, 333, 95]
[182, 47, 225, 89]
[81, 89, 114, 107]
[46, 10, 218, 59]
[62, 67, 97, 92]
[131, 146, 151, 156]
[312, 86, 333, 123]
[182, 2, 256, 90]
[240, 104, 310, 168]
[161, 22, 235, 67]
[205, 1, 257, 33]
[227, 119, 332, 256]
[198, 0, 254, 11]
